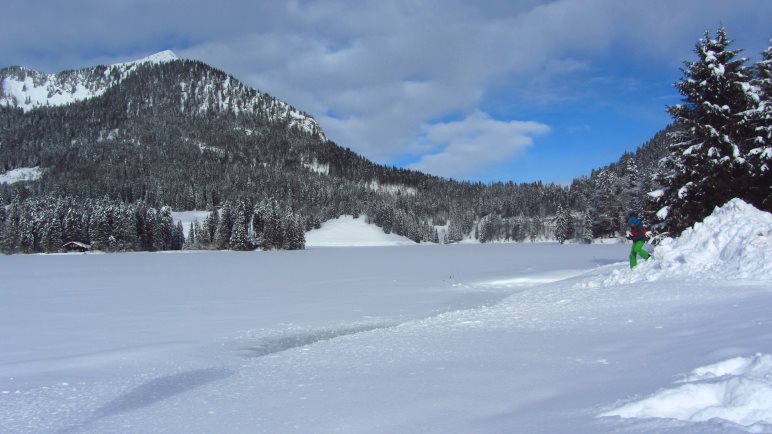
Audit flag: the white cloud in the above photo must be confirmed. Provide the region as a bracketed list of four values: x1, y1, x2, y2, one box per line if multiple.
[2, 0, 770, 179]
[408, 111, 550, 179]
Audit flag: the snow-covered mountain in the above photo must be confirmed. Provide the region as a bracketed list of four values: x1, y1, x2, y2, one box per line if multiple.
[0, 50, 325, 138]
[0, 49, 642, 249]
[0, 50, 177, 112]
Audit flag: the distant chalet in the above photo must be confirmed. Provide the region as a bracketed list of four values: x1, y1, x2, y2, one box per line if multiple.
[62, 241, 91, 253]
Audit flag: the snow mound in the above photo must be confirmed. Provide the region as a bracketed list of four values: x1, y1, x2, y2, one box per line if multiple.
[601, 353, 772, 432]
[604, 199, 772, 284]
[305, 215, 417, 247]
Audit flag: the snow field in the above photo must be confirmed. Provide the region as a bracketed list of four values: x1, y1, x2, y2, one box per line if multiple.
[1, 199, 771, 433]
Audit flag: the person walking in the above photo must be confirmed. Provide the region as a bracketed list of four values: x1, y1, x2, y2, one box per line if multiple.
[627, 214, 651, 268]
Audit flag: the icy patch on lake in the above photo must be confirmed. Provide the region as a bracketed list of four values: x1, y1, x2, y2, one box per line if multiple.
[600, 198, 772, 285]
[601, 353, 772, 432]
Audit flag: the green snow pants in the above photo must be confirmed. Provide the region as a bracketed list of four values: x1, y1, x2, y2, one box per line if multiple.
[629, 240, 650, 268]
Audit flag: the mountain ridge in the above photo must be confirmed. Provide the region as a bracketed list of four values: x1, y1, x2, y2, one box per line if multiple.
[0, 50, 178, 112]
[0, 50, 325, 140]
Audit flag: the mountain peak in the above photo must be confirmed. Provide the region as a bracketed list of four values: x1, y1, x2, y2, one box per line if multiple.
[117, 50, 179, 68]
[144, 50, 178, 62]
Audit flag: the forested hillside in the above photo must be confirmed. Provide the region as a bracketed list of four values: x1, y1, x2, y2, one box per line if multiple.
[0, 59, 580, 252]
[2, 27, 768, 254]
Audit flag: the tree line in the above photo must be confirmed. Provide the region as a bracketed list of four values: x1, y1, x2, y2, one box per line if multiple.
[0, 196, 183, 253]
[0, 195, 310, 254]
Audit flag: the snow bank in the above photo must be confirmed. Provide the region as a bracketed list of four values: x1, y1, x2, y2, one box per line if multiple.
[602, 199, 772, 284]
[305, 215, 417, 247]
[601, 353, 772, 431]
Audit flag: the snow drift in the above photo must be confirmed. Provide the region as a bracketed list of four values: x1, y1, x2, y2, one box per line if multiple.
[601, 353, 772, 431]
[604, 198, 772, 285]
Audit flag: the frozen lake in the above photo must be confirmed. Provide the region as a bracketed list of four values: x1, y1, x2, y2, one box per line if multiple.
[1, 240, 771, 433]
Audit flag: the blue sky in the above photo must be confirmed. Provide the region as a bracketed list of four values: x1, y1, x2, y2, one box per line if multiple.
[2, 0, 771, 184]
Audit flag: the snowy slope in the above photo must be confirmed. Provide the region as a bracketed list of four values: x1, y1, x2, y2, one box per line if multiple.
[305, 215, 417, 247]
[1, 200, 771, 433]
[0, 167, 42, 184]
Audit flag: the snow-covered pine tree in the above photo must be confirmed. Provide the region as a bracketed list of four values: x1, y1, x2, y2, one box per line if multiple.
[229, 204, 252, 251]
[1, 201, 20, 253]
[478, 214, 492, 243]
[115, 206, 139, 251]
[62, 207, 79, 243]
[582, 210, 593, 244]
[41, 210, 63, 253]
[295, 215, 307, 249]
[184, 222, 195, 249]
[173, 221, 185, 250]
[204, 208, 219, 245]
[0, 205, 5, 245]
[261, 200, 284, 250]
[279, 207, 297, 249]
[89, 203, 112, 251]
[137, 203, 156, 251]
[590, 170, 621, 238]
[17, 210, 36, 253]
[214, 202, 234, 250]
[619, 154, 645, 214]
[252, 200, 268, 240]
[153, 206, 176, 251]
[655, 27, 757, 235]
[308, 214, 321, 230]
[286, 214, 305, 250]
[510, 217, 525, 242]
[192, 220, 204, 248]
[554, 205, 569, 244]
[747, 42, 772, 209]
[527, 217, 539, 242]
